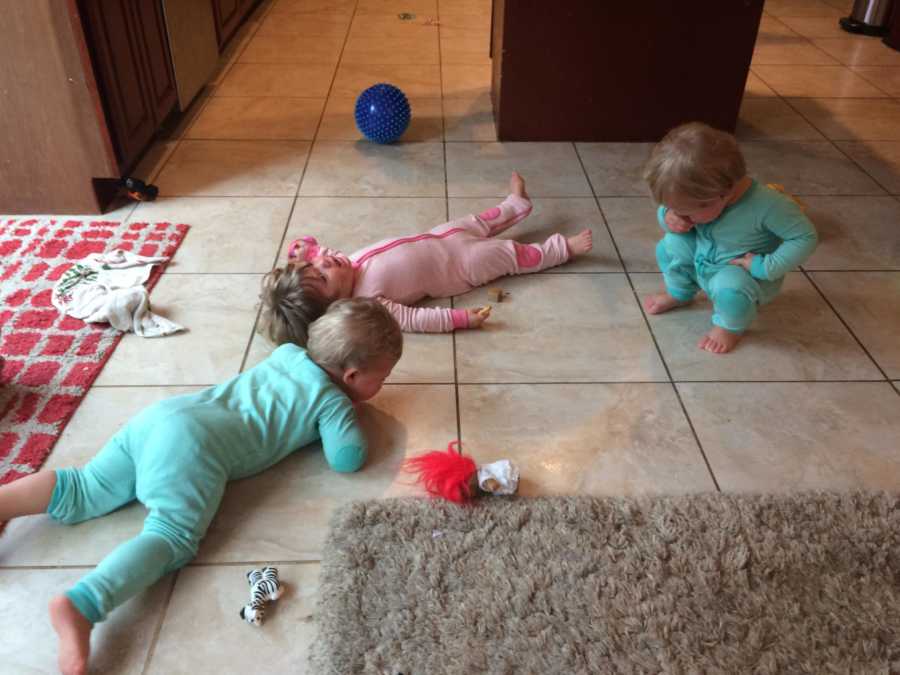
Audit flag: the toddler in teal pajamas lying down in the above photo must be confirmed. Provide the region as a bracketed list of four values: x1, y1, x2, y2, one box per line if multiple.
[642, 122, 818, 354]
[0, 297, 402, 675]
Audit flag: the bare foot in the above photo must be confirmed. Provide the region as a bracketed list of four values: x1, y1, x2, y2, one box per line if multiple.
[49, 595, 92, 675]
[643, 292, 690, 315]
[510, 171, 529, 200]
[566, 229, 593, 257]
[698, 326, 743, 354]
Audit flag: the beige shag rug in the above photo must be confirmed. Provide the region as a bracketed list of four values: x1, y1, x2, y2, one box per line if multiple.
[311, 493, 900, 674]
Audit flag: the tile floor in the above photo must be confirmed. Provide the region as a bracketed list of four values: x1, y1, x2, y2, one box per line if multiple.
[3, 0, 900, 672]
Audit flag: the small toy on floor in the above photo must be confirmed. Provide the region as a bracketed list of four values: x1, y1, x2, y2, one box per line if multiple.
[403, 441, 520, 504]
[240, 566, 284, 626]
[487, 287, 507, 303]
[119, 177, 159, 202]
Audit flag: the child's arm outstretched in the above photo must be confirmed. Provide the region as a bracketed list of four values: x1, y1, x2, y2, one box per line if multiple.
[730, 198, 818, 279]
[317, 396, 367, 472]
[378, 297, 490, 333]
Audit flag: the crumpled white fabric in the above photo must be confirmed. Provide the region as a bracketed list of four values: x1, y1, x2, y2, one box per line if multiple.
[477, 459, 520, 495]
[52, 250, 185, 338]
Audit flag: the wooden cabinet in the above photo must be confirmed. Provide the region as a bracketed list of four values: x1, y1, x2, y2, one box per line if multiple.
[212, 0, 258, 48]
[491, 0, 764, 141]
[79, 0, 177, 172]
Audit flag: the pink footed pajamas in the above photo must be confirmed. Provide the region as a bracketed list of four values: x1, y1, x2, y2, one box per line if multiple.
[292, 194, 571, 332]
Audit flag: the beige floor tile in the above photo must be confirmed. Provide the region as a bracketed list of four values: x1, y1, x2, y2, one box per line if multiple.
[438, 8, 491, 29]
[157, 86, 216, 140]
[127, 197, 291, 273]
[788, 98, 900, 139]
[801, 196, 900, 269]
[132, 141, 178, 183]
[454, 274, 668, 383]
[763, 0, 843, 17]
[154, 140, 310, 197]
[600, 197, 662, 272]
[0, 387, 199, 566]
[238, 32, 344, 64]
[94, 274, 261, 386]
[331, 63, 441, 98]
[342, 20, 440, 64]
[679, 382, 900, 491]
[752, 42, 839, 65]
[778, 15, 853, 38]
[268, 0, 355, 15]
[835, 140, 900, 192]
[146, 564, 319, 674]
[446, 142, 592, 197]
[443, 94, 497, 141]
[736, 97, 827, 140]
[318, 96, 443, 142]
[758, 14, 803, 38]
[257, 11, 351, 36]
[810, 271, 900, 377]
[440, 25, 491, 64]
[751, 65, 886, 96]
[282, 195, 448, 256]
[187, 96, 325, 140]
[851, 65, 900, 95]
[196, 385, 456, 561]
[576, 143, 655, 196]
[299, 141, 445, 196]
[813, 37, 900, 66]
[741, 140, 884, 194]
[0, 568, 172, 675]
[355, 0, 438, 13]
[745, 71, 779, 96]
[632, 272, 883, 381]
[458, 383, 713, 496]
[442, 63, 492, 97]
[448, 196, 623, 273]
[216, 62, 335, 97]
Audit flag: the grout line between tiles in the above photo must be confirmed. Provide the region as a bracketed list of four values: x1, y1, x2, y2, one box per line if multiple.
[139, 570, 179, 675]
[802, 269, 892, 381]
[573, 143, 722, 492]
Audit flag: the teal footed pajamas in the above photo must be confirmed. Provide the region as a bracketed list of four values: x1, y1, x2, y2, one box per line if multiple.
[47, 344, 364, 624]
[655, 181, 818, 332]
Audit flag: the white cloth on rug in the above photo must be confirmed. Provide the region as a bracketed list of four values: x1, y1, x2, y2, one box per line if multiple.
[52, 250, 185, 338]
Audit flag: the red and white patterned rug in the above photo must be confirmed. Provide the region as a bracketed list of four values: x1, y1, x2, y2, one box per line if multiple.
[0, 217, 189, 487]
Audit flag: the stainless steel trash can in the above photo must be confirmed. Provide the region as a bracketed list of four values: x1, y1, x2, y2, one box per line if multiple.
[840, 0, 894, 35]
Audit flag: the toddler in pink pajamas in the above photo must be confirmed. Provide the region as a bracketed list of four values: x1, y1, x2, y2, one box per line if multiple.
[274, 172, 593, 335]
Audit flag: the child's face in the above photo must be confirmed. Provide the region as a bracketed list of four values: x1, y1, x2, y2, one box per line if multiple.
[342, 355, 397, 402]
[667, 194, 729, 226]
[305, 254, 355, 301]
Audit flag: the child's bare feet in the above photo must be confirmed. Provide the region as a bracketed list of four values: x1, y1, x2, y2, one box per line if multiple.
[643, 292, 691, 315]
[49, 595, 92, 675]
[566, 229, 593, 257]
[698, 326, 743, 354]
[510, 171, 529, 200]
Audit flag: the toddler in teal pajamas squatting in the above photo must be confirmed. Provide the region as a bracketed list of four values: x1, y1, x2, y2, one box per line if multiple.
[0, 297, 402, 675]
[642, 122, 818, 354]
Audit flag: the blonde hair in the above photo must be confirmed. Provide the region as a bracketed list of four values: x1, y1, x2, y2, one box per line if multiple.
[307, 297, 402, 371]
[643, 122, 746, 206]
[258, 263, 328, 347]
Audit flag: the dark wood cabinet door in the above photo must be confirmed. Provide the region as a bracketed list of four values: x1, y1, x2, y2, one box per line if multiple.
[79, 0, 176, 171]
[132, 0, 177, 124]
[212, 0, 244, 47]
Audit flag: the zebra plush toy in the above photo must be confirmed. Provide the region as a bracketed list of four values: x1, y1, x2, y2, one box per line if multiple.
[239, 566, 284, 626]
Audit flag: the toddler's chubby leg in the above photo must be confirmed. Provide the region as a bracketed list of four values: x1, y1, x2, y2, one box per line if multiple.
[700, 266, 761, 354]
[0, 469, 58, 521]
[644, 233, 700, 315]
[432, 172, 533, 239]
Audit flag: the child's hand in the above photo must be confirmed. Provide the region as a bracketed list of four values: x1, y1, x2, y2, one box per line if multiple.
[287, 236, 320, 263]
[468, 306, 491, 328]
[664, 210, 694, 234]
[729, 252, 756, 271]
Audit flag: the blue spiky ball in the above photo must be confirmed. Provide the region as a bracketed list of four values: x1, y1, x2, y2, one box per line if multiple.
[354, 83, 411, 144]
